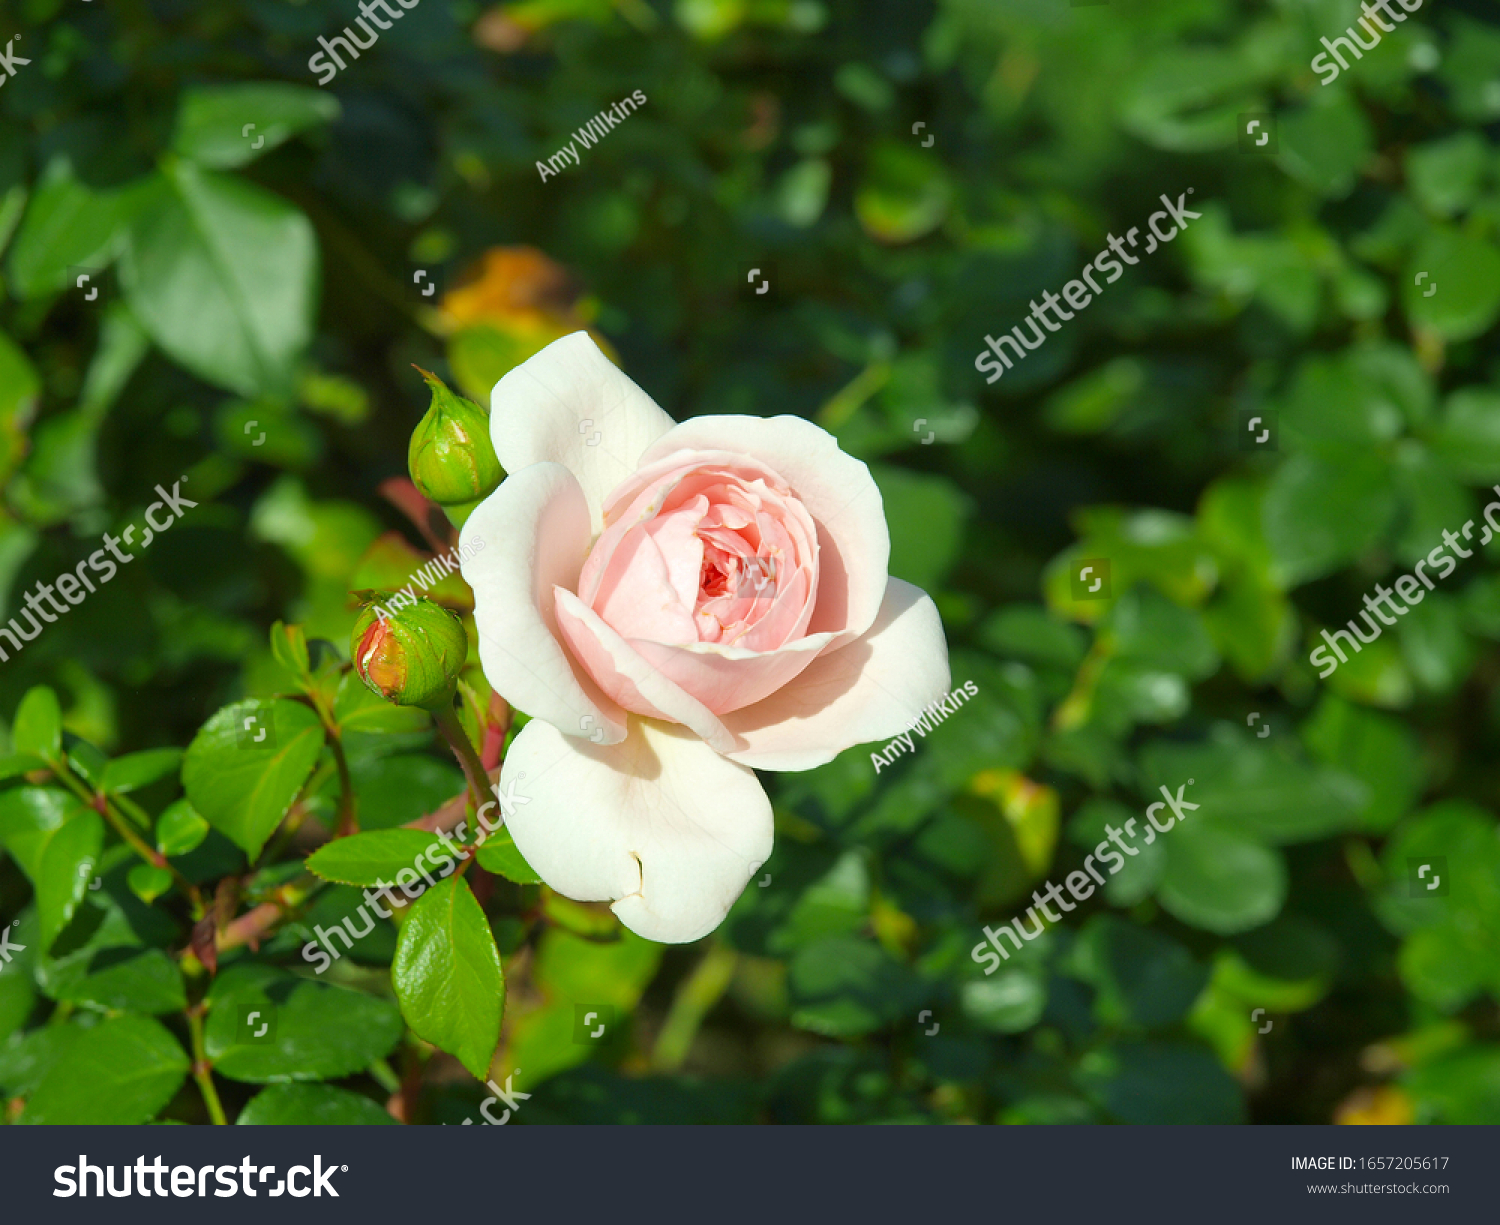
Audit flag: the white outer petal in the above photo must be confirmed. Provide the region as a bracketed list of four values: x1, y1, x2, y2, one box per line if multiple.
[720, 579, 951, 771]
[500, 716, 773, 943]
[489, 332, 677, 534]
[460, 463, 627, 743]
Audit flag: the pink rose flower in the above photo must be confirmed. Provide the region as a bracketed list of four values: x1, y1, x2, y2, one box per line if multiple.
[460, 333, 951, 942]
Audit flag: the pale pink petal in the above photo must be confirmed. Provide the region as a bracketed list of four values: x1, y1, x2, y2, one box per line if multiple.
[630, 631, 835, 716]
[719, 579, 950, 770]
[552, 588, 738, 754]
[459, 464, 626, 744]
[499, 717, 772, 944]
[635, 417, 888, 643]
[591, 500, 705, 644]
[489, 332, 677, 534]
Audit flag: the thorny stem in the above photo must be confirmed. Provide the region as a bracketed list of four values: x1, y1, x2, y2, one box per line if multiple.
[185, 1003, 227, 1125]
[329, 730, 358, 837]
[299, 681, 358, 838]
[52, 763, 203, 916]
[403, 788, 473, 835]
[433, 701, 491, 815]
[113, 791, 155, 831]
[257, 799, 313, 868]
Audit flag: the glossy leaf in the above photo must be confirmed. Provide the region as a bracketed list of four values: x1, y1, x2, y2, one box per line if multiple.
[392, 876, 504, 1080]
[182, 698, 325, 859]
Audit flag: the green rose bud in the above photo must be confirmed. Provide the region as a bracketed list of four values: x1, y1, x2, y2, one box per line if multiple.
[407, 367, 503, 518]
[351, 596, 469, 709]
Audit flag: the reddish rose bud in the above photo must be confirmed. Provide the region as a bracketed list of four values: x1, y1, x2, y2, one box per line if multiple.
[351, 596, 468, 708]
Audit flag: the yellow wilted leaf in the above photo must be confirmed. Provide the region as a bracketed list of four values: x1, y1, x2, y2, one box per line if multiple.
[1335, 1085, 1414, 1125]
[970, 769, 1059, 879]
[438, 246, 615, 401]
[439, 246, 585, 334]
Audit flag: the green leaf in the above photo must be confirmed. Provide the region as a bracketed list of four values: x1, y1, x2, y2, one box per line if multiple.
[854, 143, 952, 244]
[273, 884, 396, 966]
[392, 876, 505, 1080]
[532, 923, 662, 1007]
[1398, 591, 1476, 695]
[64, 738, 110, 790]
[1431, 389, 1500, 482]
[0, 752, 47, 781]
[121, 163, 318, 397]
[1069, 915, 1209, 1030]
[1405, 1046, 1500, 1124]
[1139, 731, 1362, 845]
[1404, 228, 1500, 342]
[1406, 133, 1488, 218]
[172, 83, 341, 169]
[238, 1083, 396, 1125]
[960, 971, 1047, 1034]
[1301, 694, 1423, 834]
[869, 463, 973, 591]
[269, 619, 312, 678]
[1118, 48, 1259, 152]
[346, 753, 462, 830]
[100, 747, 183, 794]
[206, 964, 404, 1082]
[182, 698, 326, 859]
[18, 1015, 188, 1124]
[11, 685, 62, 762]
[979, 605, 1087, 673]
[1378, 801, 1500, 1009]
[1068, 798, 1166, 907]
[5, 163, 138, 298]
[36, 810, 105, 952]
[128, 863, 174, 904]
[156, 798, 210, 856]
[787, 934, 925, 1037]
[0, 910, 38, 1040]
[0, 786, 88, 879]
[307, 828, 446, 886]
[1391, 445, 1472, 568]
[37, 875, 186, 1015]
[334, 671, 430, 741]
[1099, 587, 1219, 679]
[1276, 92, 1373, 200]
[474, 825, 542, 884]
[1157, 823, 1287, 935]
[0, 328, 39, 449]
[1263, 452, 1398, 587]
[1077, 1041, 1244, 1124]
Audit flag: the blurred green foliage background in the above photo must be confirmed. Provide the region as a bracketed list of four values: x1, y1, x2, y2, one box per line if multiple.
[2, 0, 1500, 1125]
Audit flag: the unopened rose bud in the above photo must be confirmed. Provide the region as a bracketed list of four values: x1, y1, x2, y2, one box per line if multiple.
[408, 367, 503, 518]
[352, 597, 468, 709]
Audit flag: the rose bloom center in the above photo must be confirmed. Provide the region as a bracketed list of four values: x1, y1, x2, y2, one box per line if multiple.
[577, 457, 820, 655]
